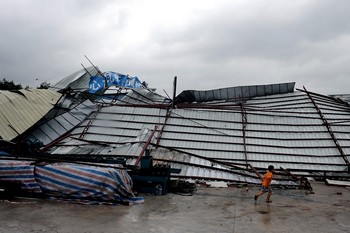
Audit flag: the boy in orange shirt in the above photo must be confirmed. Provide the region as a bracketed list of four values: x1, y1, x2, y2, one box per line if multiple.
[254, 165, 274, 203]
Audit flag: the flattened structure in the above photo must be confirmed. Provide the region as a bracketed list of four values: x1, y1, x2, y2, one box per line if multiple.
[6, 75, 348, 186]
[37, 81, 350, 184]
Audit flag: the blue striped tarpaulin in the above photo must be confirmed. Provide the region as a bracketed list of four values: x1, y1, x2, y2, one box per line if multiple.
[0, 160, 42, 193]
[0, 160, 144, 205]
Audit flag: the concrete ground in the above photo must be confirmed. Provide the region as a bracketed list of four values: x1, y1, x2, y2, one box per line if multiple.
[0, 181, 349, 233]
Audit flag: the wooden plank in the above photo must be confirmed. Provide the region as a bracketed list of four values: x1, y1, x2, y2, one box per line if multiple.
[326, 179, 350, 186]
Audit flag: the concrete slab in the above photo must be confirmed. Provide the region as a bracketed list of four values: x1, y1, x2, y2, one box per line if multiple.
[0, 181, 349, 233]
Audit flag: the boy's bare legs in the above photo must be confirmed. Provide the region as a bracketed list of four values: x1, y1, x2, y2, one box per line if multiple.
[255, 191, 272, 202]
[256, 191, 265, 197]
[266, 192, 272, 202]
[254, 191, 265, 201]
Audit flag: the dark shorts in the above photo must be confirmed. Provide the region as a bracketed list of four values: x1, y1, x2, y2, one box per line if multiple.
[261, 186, 272, 193]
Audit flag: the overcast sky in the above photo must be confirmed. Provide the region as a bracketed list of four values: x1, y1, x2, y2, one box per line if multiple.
[1, 0, 350, 96]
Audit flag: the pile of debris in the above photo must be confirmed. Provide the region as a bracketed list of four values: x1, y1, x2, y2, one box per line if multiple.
[2, 66, 350, 203]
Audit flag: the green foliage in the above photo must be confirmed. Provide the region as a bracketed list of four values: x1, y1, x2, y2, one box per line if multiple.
[37, 81, 51, 89]
[0, 78, 22, 90]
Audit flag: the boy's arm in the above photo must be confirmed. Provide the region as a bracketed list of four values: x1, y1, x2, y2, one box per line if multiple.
[248, 164, 264, 181]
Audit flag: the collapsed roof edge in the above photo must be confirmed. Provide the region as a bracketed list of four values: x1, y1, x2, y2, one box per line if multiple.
[175, 82, 296, 104]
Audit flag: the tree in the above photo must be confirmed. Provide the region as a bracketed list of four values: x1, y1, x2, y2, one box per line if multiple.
[0, 78, 22, 90]
[37, 81, 51, 89]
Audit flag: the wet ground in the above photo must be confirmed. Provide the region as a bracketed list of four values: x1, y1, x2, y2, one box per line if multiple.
[0, 181, 349, 233]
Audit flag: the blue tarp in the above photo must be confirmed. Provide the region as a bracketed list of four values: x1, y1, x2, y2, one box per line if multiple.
[89, 71, 143, 93]
[0, 160, 144, 205]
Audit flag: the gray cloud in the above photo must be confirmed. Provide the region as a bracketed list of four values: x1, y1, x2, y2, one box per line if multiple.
[1, 0, 350, 95]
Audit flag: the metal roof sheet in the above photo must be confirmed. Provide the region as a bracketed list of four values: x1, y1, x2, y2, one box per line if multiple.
[176, 82, 295, 104]
[48, 89, 350, 173]
[50, 66, 99, 92]
[27, 99, 94, 145]
[23, 83, 350, 183]
[0, 89, 61, 140]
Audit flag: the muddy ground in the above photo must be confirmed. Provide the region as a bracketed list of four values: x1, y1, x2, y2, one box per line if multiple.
[0, 181, 349, 233]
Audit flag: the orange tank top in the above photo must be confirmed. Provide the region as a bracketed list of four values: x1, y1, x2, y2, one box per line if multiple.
[262, 171, 273, 187]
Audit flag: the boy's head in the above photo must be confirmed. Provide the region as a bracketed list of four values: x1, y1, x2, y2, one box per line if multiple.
[268, 165, 274, 172]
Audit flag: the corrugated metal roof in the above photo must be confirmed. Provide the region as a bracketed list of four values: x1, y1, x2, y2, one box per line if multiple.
[26, 99, 95, 145]
[47, 87, 350, 173]
[20, 82, 350, 184]
[50, 66, 99, 92]
[119, 89, 172, 105]
[0, 89, 61, 140]
[176, 82, 295, 104]
[49, 142, 295, 185]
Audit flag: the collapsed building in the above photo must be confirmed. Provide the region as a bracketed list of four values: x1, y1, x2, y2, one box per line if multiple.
[1, 66, 350, 203]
